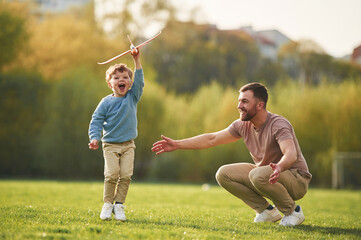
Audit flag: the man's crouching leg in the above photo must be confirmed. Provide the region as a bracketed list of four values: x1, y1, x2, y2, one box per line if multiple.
[215, 163, 271, 214]
[249, 165, 309, 226]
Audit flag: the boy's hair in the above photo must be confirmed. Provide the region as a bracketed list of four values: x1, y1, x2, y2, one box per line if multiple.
[105, 63, 133, 82]
[240, 82, 268, 108]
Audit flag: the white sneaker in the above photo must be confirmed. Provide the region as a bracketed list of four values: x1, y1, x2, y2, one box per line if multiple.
[254, 206, 282, 222]
[100, 203, 113, 220]
[113, 203, 126, 221]
[279, 206, 305, 226]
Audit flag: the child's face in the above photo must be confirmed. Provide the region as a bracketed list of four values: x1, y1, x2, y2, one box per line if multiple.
[107, 70, 132, 97]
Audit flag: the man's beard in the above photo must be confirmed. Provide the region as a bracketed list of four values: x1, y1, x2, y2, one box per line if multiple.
[240, 107, 257, 121]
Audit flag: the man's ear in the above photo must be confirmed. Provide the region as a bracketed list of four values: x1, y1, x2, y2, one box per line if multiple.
[257, 101, 264, 110]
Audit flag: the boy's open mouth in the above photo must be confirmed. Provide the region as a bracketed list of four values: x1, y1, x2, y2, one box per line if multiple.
[119, 84, 126, 90]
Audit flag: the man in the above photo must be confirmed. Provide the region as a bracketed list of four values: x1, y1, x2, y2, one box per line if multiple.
[151, 82, 311, 227]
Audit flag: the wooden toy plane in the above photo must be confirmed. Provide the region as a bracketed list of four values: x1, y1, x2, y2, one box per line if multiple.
[97, 31, 162, 65]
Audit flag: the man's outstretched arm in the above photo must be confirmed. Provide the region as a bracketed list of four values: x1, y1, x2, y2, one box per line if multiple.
[151, 128, 240, 155]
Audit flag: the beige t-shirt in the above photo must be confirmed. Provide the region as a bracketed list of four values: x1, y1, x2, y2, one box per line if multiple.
[228, 112, 311, 179]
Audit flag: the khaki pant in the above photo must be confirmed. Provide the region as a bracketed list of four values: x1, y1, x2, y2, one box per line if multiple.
[215, 163, 310, 215]
[102, 141, 135, 204]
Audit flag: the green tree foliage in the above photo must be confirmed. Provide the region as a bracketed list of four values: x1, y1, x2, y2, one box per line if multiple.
[143, 21, 260, 93]
[254, 58, 285, 87]
[134, 79, 167, 179]
[0, 3, 29, 71]
[34, 67, 106, 179]
[270, 80, 361, 186]
[148, 82, 248, 182]
[279, 40, 361, 85]
[0, 71, 47, 176]
[13, 11, 120, 80]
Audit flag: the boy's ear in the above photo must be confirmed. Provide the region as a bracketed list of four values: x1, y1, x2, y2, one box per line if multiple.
[107, 81, 112, 89]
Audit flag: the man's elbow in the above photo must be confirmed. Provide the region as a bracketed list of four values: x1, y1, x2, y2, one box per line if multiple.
[208, 133, 218, 147]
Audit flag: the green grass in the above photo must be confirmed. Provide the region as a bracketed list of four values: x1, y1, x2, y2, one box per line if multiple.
[0, 180, 360, 239]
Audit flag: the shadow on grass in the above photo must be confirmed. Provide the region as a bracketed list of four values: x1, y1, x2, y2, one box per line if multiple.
[127, 218, 203, 230]
[296, 224, 361, 238]
[127, 218, 361, 238]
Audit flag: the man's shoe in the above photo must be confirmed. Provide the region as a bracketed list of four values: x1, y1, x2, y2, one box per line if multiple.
[113, 203, 126, 221]
[254, 206, 282, 222]
[100, 203, 113, 220]
[279, 205, 305, 226]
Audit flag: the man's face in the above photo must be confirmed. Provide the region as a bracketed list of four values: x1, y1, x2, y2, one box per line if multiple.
[237, 90, 259, 121]
[108, 70, 132, 97]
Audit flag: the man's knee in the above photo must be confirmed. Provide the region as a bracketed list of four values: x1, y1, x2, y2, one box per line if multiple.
[249, 166, 272, 187]
[215, 165, 229, 185]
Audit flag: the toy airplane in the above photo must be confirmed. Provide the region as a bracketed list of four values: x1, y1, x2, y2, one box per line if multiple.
[97, 31, 162, 65]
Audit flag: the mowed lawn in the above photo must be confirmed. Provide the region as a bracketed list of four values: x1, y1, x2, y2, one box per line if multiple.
[0, 180, 360, 239]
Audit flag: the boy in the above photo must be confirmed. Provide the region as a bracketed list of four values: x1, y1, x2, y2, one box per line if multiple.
[88, 50, 143, 221]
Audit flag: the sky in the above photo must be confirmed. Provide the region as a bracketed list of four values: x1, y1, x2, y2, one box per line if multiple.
[172, 0, 361, 58]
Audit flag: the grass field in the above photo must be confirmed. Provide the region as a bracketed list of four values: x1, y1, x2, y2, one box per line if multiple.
[0, 180, 360, 239]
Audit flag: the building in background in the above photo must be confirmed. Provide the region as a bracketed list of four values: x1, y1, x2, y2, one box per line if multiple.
[239, 26, 292, 61]
[351, 44, 361, 65]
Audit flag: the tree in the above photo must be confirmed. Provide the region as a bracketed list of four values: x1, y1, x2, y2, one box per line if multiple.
[144, 21, 260, 94]
[12, 11, 120, 80]
[0, 71, 48, 176]
[253, 58, 284, 87]
[279, 39, 327, 84]
[35, 67, 106, 179]
[279, 39, 361, 85]
[134, 80, 167, 179]
[0, 2, 29, 71]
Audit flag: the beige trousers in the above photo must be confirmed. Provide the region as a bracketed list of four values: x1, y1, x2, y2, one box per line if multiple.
[215, 163, 310, 215]
[102, 141, 135, 204]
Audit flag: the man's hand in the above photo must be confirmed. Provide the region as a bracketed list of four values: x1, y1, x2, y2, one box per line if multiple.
[151, 135, 178, 155]
[88, 139, 99, 150]
[269, 163, 281, 184]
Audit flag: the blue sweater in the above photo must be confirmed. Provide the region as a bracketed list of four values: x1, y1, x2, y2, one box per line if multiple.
[89, 69, 144, 143]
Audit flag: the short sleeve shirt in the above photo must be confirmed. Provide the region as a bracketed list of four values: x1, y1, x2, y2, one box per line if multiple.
[228, 112, 311, 178]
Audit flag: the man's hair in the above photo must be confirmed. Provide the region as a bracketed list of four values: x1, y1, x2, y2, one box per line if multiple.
[105, 63, 133, 82]
[240, 82, 268, 108]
